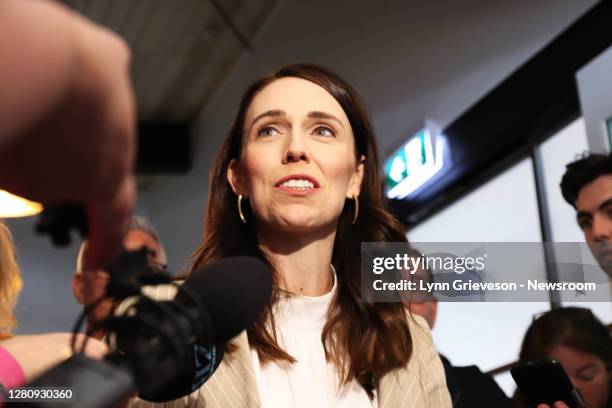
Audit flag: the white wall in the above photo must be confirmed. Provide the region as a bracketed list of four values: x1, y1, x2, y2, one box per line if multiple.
[540, 118, 590, 243]
[577, 45, 612, 153]
[6, 216, 82, 334]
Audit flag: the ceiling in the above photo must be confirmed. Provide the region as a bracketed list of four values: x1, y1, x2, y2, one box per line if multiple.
[61, 0, 278, 122]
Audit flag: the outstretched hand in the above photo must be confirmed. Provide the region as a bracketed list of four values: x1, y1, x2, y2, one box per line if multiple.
[0, 0, 136, 269]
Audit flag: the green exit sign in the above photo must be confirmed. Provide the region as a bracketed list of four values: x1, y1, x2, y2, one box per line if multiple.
[384, 127, 445, 199]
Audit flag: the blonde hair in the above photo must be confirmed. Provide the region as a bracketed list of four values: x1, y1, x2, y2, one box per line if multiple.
[0, 221, 23, 339]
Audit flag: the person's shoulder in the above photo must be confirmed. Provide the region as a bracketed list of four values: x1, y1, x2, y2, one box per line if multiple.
[379, 311, 452, 407]
[446, 364, 513, 407]
[404, 311, 434, 344]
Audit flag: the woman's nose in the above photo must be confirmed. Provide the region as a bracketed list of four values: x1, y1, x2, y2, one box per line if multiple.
[282, 132, 310, 164]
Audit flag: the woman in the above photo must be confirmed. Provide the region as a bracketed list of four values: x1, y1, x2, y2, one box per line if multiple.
[515, 307, 611, 408]
[130, 63, 450, 407]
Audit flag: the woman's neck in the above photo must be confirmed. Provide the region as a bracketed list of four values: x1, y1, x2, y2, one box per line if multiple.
[257, 224, 336, 296]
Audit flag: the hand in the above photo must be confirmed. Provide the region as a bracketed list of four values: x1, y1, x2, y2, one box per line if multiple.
[0, 333, 108, 382]
[537, 402, 570, 408]
[0, 0, 136, 269]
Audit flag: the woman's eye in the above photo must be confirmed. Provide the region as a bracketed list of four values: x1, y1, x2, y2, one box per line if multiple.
[313, 125, 335, 137]
[577, 367, 598, 382]
[258, 126, 279, 137]
[577, 372, 596, 382]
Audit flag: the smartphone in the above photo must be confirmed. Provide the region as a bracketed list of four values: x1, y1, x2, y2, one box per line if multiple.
[511, 359, 586, 408]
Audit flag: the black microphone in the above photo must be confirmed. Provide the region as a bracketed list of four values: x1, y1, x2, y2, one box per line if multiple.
[127, 256, 273, 401]
[25, 256, 272, 408]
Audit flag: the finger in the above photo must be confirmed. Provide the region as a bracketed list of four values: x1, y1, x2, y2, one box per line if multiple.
[85, 176, 135, 269]
[82, 339, 109, 360]
[553, 402, 570, 408]
[71, 333, 108, 360]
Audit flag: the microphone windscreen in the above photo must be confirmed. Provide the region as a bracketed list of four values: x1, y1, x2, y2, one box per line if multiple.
[179, 256, 273, 342]
[140, 342, 224, 402]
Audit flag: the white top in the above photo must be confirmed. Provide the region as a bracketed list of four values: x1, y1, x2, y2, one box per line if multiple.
[251, 273, 378, 408]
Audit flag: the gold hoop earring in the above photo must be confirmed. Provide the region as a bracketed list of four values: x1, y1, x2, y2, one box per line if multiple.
[352, 196, 359, 224]
[238, 194, 247, 224]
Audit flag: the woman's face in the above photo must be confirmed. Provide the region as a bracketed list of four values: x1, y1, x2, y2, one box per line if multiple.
[549, 345, 611, 408]
[228, 77, 364, 233]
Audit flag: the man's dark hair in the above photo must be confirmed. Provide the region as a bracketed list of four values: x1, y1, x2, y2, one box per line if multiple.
[560, 153, 612, 208]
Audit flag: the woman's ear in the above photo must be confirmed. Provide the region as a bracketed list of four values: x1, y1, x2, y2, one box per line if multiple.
[347, 155, 366, 198]
[227, 159, 241, 195]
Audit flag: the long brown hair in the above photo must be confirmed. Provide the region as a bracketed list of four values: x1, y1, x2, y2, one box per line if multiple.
[515, 307, 612, 407]
[191, 63, 412, 397]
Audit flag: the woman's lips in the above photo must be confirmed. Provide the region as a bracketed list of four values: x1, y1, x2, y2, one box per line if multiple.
[274, 174, 320, 188]
[274, 174, 320, 196]
[274, 185, 319, 195]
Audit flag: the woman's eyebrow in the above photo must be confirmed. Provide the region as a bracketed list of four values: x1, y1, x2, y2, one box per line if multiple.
[249, 109, 286, 130]
[308, 111, 344, 129]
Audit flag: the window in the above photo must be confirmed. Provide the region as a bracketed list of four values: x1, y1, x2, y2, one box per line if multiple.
[540, 117, 612, 323]
[408, 158, 549, 396]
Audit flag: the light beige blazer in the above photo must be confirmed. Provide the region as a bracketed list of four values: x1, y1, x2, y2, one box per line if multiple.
[126, 285, 451, 408]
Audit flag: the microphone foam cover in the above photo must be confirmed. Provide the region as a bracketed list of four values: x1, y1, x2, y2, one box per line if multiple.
[179, 256, 273, 342]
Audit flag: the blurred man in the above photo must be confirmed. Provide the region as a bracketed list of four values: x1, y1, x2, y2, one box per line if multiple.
[560, 153, 612, 276]
[403, 247, 512, 408]
[72, 216, 167, 340]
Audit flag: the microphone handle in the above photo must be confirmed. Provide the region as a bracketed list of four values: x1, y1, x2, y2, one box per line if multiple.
[24, 353, 135, 408]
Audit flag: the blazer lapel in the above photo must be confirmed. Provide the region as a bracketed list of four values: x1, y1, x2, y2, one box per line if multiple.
[191, 332, 261, 408]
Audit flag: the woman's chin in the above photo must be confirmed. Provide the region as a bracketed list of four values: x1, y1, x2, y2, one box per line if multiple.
[267, 214, 331, 233]
[278, 220, 319, 233]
